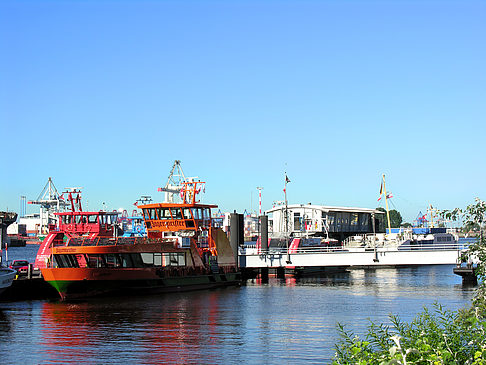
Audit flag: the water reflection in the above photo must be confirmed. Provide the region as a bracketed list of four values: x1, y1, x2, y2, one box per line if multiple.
[0, 310, 11, 335]
[0, 265, 477, 364]
[38, 289, 246, 364]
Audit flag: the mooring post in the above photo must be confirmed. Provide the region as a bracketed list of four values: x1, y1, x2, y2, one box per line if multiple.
[230, 212, 240, 268]
[260, 215, 268, 253]
[260, 267, 269, 283]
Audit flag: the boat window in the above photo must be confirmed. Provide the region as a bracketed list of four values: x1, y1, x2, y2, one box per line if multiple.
[105, 254, 120, 268]
[191, 208, 200, 220]
[62, 215, 72, 224]
[162, 209, 172, 219]
[106, 214, 116, 225]
[120, 254, 133, 268]
[148, 209, 156, 220]
[294, 212, 302, 231]
[86, 255, 102, 268]
[88, 215, 98, 224]
[360, 214, 369, 227]
[54, 254, 79, 268]
[202, 209, 210, 220]
[76, 254, 88, 268]
[162, 252, 186, 266]
[131, 254, 144, 268]
[182, 208, 192, 219]
[75, 216, 82, 224]
[141, 253, 154, 265]
[54, 255, 67, 268]
[185, 220, 195, 228]
[351, 213, 359, 226]
[154, 253, 162, 266]
[170, 208, 182, 220]
[325, 213, 331, 223]
[99, 215, 106, 225]
[170, 253, 179, 265]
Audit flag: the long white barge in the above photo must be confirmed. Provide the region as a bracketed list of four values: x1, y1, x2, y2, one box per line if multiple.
[239, 243, 465, 269]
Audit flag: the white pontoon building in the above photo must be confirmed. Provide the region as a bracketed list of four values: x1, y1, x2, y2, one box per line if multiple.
[266, 203, 384, 242]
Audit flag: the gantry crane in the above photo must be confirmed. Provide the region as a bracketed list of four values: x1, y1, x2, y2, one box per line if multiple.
[158, 160, 190, 203]
[28, 177, 68, 234]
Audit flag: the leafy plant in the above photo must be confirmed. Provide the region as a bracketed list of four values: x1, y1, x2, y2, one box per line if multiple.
[333, 303, 486, 364]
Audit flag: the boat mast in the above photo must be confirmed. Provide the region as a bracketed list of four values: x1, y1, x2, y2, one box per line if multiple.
[428, 204, 435, 228]
[382, 174, 392, 233]
[284, 172, 291, 264]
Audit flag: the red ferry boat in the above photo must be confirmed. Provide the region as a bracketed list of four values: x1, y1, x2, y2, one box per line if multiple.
[37, 183, 240, 300]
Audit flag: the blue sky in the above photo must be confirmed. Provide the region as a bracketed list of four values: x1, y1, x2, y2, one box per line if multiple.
[1, 0, 485, 223]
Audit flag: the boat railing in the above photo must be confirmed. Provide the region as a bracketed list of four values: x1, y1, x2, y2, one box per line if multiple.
[60, 237, 176, 247]
[240, 242, 471, 255]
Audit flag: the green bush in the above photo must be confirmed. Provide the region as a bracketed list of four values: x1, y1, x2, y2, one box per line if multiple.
[333, 302, 486, 364]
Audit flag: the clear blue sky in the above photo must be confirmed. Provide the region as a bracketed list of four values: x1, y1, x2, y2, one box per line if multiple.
[1, 0, 485, 223]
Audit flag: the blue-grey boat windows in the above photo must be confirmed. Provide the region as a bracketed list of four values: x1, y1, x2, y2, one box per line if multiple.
[53, 254, 80, 268]
[62, 215, 73, 224]
[182, 208, 192, 219]
[141, 253, 155, 266]
[191, 208, 201, 220]
[120, 253, 134, 267]
[140, 252, 186, 267]
[162, 252, 186, 266]
[170, 208, 182, 220]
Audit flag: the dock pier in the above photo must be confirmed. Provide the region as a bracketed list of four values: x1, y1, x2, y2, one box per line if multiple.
[238, 243, 466, 280]
[453, 264, 478, 285]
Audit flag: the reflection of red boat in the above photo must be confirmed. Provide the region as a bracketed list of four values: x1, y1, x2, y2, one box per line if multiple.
[38, 183, 240, 300]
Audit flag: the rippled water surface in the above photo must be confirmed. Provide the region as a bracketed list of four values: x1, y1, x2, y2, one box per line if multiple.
[0, 246, 477, 364]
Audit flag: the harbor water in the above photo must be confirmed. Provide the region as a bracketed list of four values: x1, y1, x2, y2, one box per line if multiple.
[0, 245, 477, 364]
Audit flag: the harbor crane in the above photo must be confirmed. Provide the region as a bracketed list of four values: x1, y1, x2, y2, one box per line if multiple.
[158, 160, 191, 203]
[28, 177, 68, 234]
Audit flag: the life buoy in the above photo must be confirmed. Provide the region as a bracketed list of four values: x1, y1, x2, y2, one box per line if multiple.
[135, 225, 142, 233]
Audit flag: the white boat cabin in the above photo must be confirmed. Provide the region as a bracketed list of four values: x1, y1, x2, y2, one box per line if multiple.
[266, 203, 384, 241]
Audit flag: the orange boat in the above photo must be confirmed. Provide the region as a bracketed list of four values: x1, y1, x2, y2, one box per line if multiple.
[37, 183, 240, 300]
